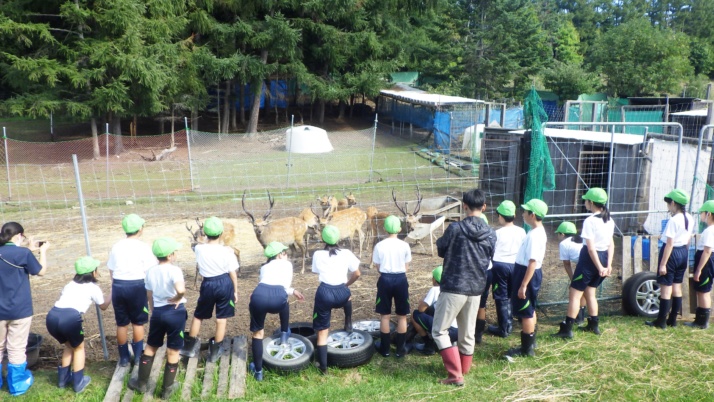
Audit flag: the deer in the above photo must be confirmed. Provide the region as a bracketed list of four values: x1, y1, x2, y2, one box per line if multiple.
[242, 190, 310, 273]
[317, 195, 338, 219]
[297, 203, 322, 242]
[321, 207, 368, 258]
[185, 217, 241, 287]
[337, 192, 357, 211]
[392, 186, 423, 234]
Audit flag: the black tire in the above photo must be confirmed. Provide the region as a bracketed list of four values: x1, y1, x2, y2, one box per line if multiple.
[272, 322, 318, 346]
[350, 320, 396, 338]
[326, 329, 375, 368]
[622, 271, 660, 318]
[261, 334, 314, 373]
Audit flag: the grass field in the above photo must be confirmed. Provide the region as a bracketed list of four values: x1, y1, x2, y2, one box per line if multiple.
[9, 315, 714, 401]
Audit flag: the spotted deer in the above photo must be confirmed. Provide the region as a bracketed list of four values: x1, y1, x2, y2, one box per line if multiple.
[317, 195, 338, 219]
[321, 207, 367, 258]
[242, 190, 310, 273]
[298, 204, 322, 241]
[185, 217, 241, 287]
[337, 192, 357, 211]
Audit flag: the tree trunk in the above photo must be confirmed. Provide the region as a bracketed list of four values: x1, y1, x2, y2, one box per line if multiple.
[318, 99, 326, 124]
[239, 82, 246, 125]
[170, 105, 176, 148]
[112, 116, 124, 155]
[216, 82, 221, 133]
[91, 117, 100, 159]
[349, 94, 355, 120]
[247, 50, 268, 135]
[159, 116, 165, 134]
[191, 107, 198, 131]
[230, 80, 238, 131]
[337, 100, 346, 121]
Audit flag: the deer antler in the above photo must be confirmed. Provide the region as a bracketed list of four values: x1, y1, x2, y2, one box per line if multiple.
[263, 190, 275, 221]
[310, 203, 321, 220]
[195, 217, 203, 231]
[413, 186, 423, 215]
[241, 190, 256, 225]
[392, 188, 408, 216]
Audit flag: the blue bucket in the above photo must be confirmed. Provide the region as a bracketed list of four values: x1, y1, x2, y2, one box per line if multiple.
[630, 236, 651, 261]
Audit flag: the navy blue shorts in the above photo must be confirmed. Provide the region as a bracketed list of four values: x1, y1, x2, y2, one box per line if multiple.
[249, 283, 289, 332]
[195, 273, 235, 319]
[412, 310, 457, 343]
[491, 261, 514, 301]
[480, 269, 493, 308]
[693, 250, 714, 293]
[313, 283, 351, 331]
[375, 273, 410, 316]
[112, 279, 149, 327]
[657, 246, 689, 286]
[570, 247, 609, 291]
[148, 304, 187, 350]
[46, 307, 84, 348]
[511, 263, 542, 319]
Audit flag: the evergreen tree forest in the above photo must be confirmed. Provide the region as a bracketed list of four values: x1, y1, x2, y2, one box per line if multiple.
[0, 0, 712, 141]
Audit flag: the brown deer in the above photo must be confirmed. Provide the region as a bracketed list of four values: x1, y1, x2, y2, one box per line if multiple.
[297, 204, 322, 242]
[337, 192, 357, 211]
[185, 217, 241, 287]
[317, 195, 338, 218]
[392, 187, 423, 234]
[321, 207, 367, 258]
[242, 190, 310, 273]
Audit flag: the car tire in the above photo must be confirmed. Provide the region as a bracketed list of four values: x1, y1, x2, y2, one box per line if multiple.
[272, 322, 318, 346]
[325, 329, 375, 368]
[350, 320, 396, 338]
[261, 333, 314, 373]
[622, 271, 660, 318]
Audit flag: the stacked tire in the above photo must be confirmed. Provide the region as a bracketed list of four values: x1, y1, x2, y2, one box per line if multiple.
[622, 271, 660, 318]
[325, 329, 375, 368]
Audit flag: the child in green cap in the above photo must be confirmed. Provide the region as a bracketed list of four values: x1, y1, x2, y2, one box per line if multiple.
[107, 214, 157, 367]
[129, 237, 186, 399]
[46, 256, 111, 393]
[372, 215, 412, 358]
[687, 200, 714, 329]
[182, 217, 239, 362]
[311, 225, 362, 374]
[555, 221, 586, 324]
[646, 189, 694, 328]
[410, 266, 458, 355]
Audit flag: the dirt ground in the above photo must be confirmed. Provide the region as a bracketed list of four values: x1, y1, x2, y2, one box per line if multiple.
[28, 218, 622, 367]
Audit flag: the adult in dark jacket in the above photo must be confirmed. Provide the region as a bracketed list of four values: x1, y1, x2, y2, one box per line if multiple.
[431, 189, 495, 386]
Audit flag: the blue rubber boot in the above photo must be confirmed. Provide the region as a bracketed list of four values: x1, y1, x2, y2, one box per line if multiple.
[279, 328, 291, 345]
[72, 369, 91, 394]
[131, 341, 144, 366]
[7, 362, 34, 396]
[118, 343, 131, 367]
[57, 366, 72, 388]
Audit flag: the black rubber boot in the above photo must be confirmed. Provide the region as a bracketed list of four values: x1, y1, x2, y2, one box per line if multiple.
[505, 332, 535, 358]
[667, 297, 682, 327]
[581, 316, 601, 335]
[375, 332, 391, 357]
[315, 345, 327, 375]
[180, 336, 200, 358]
[684, 307, 711, 329]
[475, 319, 486, 344]
[343, 301, 353, 333]
[487, 300, 512, 337]
[552, 316, 575, 339]
[645, 298, 671, 329]
[394, 332, 407, 358]
[128, 354, 154, 393]
[161, 363, 179, 400]
[207, 337, 227, 363]
[574, 306, 587, 325]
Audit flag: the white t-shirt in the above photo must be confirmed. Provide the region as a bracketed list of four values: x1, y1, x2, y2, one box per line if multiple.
[259, 259, 294, 295]
[515, 226, 547, 269]
[54, 281, 104, 314]
[697, 225, 714, 251]
[559, 237, 584, 263]
[145, 263, 186, 308]
[492, 225, 527, 264]
[372, 237, 412, 274]
[662, 213, 695, 247]
[422, 286, 457, 328]
[581, 214, 615, 251]
[312, 249, 360, 286]
[107, 238, 157, 280]
[195, 243, 239, 278]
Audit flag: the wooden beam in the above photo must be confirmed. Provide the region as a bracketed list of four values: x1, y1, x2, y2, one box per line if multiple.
[622, 236, 632, 283]
[142, 346, 166, 402]
[216, 338, 233, 398]
[228, 336, 248, 400]
[102, 363, 131, 402]
[181, 355, 199, 401]
[120, 364, 140, 402]
[201, 357, 216, 399]
[633, 236, 642, 274]
[649, 236, 659, 272]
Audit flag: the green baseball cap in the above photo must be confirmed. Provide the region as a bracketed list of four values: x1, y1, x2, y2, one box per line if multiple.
[432, 265, 443, 283]
[699, 200, 714, 213]
[384, 215, 402, 234]
[75, 256, 100, 275]
[522, 199, 548, 218]
[203, 216, 224, 237]
[582, 188, 608, 204]
[122, 214, 145, 233]
[322, 225, 340, 245]
[665, 189, 689, 205]
[496, 200, 516, 217]
[152, 237, 182, 258]
[264, 241, 289, 258]
[556, 221, 577, 235]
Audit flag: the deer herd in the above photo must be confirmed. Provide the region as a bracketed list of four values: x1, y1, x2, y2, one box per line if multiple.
[185, 188, 426, 276]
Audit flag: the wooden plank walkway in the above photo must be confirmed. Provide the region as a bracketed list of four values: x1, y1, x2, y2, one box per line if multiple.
[103, 336, 248, 401]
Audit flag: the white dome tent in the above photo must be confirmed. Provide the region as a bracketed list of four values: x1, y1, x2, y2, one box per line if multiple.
[285, 125, 333, 153]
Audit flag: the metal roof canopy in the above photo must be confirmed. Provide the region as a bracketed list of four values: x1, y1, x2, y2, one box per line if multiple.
[379, 89, 485, 108]
[509, 128, 645, 145]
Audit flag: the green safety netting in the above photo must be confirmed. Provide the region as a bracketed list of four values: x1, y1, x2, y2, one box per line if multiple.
[523, 87, 556, 206]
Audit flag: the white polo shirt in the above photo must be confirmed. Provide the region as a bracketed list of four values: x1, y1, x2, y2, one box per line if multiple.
[581, 214, 615, 251]
[493, 225, 527, 264]
[54, 281, 104, 314]
[662, 213, 695, 247]
[697, 225, 714, 251]
[559, 237, 584, 263]
[372, 237, 411, 274]
[107, 238, 157, 281]
[195, 243, 239, 278]
[515, 226, 547, 269]
[422, 286, 457, 328]
[145, 263, 186, 308]
[312, 249, 360, 286]
[259, 259, 295, 295]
